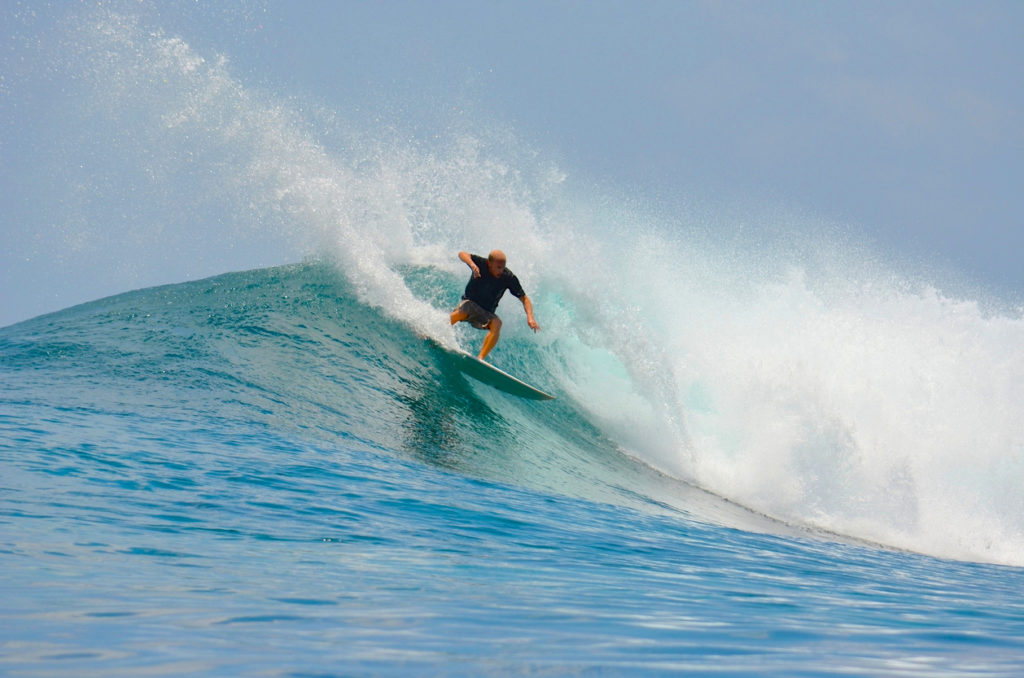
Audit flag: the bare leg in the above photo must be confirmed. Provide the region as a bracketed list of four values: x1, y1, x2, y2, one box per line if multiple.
[478, 316, 502, 360]
[450, 309, 469, 325]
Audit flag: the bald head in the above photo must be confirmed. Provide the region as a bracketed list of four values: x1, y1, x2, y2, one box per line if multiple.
[486, 250, 508, 277]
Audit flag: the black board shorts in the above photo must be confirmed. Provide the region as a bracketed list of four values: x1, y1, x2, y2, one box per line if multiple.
[455, 299, 497, 330]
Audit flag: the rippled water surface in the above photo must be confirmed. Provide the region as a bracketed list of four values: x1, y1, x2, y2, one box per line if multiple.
[3, 266, 1024, 676]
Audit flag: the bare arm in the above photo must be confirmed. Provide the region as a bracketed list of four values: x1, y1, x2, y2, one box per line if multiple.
[458, 251, 481, 278]
[520, 295, 540, 332]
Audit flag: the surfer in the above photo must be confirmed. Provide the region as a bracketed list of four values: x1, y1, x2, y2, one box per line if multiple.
[450, 250, 540, 360]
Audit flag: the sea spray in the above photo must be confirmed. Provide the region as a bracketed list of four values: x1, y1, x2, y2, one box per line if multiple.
[656, 249, 1024, 565]
[57, 4, 1024, 566]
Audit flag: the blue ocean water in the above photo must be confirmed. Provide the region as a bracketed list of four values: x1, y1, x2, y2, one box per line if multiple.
[3, 263, 1024, 676]
[5, 4, 1024, 676]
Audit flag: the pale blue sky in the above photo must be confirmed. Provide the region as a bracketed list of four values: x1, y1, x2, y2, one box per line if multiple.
[3, 1, 1023, 326]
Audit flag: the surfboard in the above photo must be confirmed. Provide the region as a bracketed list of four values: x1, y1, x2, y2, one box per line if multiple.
[442, 346, 555, 401]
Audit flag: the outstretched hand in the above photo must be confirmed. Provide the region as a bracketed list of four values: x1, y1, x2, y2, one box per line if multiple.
[528, 318, 540, 332]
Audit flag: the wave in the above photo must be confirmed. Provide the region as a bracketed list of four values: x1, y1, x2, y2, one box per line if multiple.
[20, 5, 1024, 566]
[0, 263, 770, 530]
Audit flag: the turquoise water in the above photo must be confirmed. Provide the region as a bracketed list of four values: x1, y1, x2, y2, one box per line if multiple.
[3, 263, 1024, 676]
[5, 4, 1024, 674]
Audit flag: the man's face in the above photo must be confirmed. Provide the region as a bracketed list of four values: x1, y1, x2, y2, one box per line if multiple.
[487, 257, 506, 277]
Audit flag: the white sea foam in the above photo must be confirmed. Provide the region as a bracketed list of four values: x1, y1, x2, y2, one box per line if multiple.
[72, 6, 1024, 566]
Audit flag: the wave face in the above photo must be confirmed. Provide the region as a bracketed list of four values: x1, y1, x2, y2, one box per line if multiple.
[8, 255, 1024, 571]
[11, 4, 1024, 567]
[0, 263, 695, 515]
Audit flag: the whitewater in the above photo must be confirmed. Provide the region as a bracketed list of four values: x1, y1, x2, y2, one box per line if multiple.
[3, 6, 1024, 676]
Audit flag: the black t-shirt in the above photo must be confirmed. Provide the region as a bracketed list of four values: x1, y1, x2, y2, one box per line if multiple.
[462, 254, 526, 313]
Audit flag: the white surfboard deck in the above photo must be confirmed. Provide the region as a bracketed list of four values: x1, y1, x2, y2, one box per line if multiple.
[441, 346, 555, 401]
